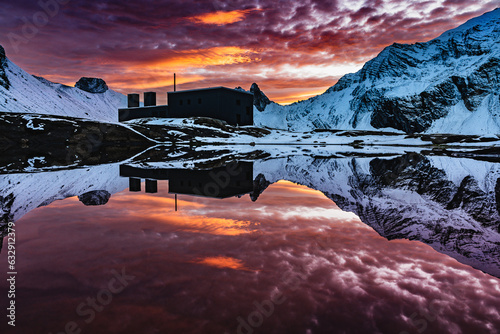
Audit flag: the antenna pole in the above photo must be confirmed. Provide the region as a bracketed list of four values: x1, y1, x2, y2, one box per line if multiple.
[174, 73, 176, 92]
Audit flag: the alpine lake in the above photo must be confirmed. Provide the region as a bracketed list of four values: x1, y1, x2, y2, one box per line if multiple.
[0, 139, 499, 334]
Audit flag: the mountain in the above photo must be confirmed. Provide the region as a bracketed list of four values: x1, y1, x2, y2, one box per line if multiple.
[0, 45, 125, 122]
[255, 8, 500, 134]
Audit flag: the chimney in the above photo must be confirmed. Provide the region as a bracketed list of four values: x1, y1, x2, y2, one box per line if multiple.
[127, 94, 139, 108]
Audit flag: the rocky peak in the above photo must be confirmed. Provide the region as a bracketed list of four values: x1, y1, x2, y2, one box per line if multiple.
[250, 83, 271, 112]
[75, 77, 108, 94]
[0, 45, 5, 62]
[78, 190, 111, 206]
[0, 44, 10, 90]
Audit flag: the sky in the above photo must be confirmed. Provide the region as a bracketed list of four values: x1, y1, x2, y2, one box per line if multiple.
[0, 0, 499, 104]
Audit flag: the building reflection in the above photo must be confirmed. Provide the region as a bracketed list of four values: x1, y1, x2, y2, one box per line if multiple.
[119, 162, 254, 200]
[0, 162, 255, 253]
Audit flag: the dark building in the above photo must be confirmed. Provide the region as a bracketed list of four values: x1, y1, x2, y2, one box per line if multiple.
[118, 87, 253, 125]
[119, 162, 254, 199]
[167, 87, 253, 126]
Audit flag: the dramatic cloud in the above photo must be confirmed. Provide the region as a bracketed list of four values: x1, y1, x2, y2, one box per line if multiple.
[0, 0, 498, 103]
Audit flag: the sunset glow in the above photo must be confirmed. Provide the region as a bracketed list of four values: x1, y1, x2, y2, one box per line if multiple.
[111, 194, 255, 235]
[0, 1, 497, 103]
[147, 47, 256, 69]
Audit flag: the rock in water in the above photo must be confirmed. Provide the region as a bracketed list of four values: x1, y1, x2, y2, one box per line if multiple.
[250, 173, 271, 202]
[75, 77, 109, 94]
[250, 83, 271, 112]
[78, 190, 111, 206]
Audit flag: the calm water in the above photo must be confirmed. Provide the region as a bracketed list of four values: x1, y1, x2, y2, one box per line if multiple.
[1, 153, 500, 334]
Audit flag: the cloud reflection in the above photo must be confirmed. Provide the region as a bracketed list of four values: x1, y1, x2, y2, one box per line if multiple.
[0, 180, 499, 333]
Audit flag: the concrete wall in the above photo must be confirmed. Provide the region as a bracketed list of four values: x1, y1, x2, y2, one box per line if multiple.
[168, 162, 254, 198]
[220, 89, 253, 126]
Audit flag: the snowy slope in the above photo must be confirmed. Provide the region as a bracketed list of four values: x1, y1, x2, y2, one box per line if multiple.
[255, 8, 500, 135]
[0, 45, 126, 122]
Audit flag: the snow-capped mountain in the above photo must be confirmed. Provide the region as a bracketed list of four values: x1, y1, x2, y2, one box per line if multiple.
[0, 45, 126, 122]
[255, 8, 500, 134]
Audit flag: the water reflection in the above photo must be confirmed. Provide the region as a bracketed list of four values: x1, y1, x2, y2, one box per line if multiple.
[120, 162, 254, 198]
[112, 152, 500, 277]
[0, 152, 499, 333]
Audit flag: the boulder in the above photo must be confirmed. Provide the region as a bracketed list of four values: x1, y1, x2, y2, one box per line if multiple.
[75, 77, 109, 94]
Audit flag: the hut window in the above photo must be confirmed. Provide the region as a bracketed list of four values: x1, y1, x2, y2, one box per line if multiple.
[236, 99, 241, 106]
[187, 99, 191, 105]
[179, 99, 183, 105]
[198, 98, 202, 104]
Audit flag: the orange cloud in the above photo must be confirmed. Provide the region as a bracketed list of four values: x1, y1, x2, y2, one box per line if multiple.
[113, 46, 257, 90]
[159, 216, 256, 236]
[272, 180, 330, 195]
[273, 87, 333, 105]
[188, 9, 261, 26]
[149, 46, 256, 68]
[112, 195, 256, 235]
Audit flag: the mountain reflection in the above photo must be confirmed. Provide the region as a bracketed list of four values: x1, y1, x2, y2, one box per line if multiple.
[1, 151, 499, 279]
